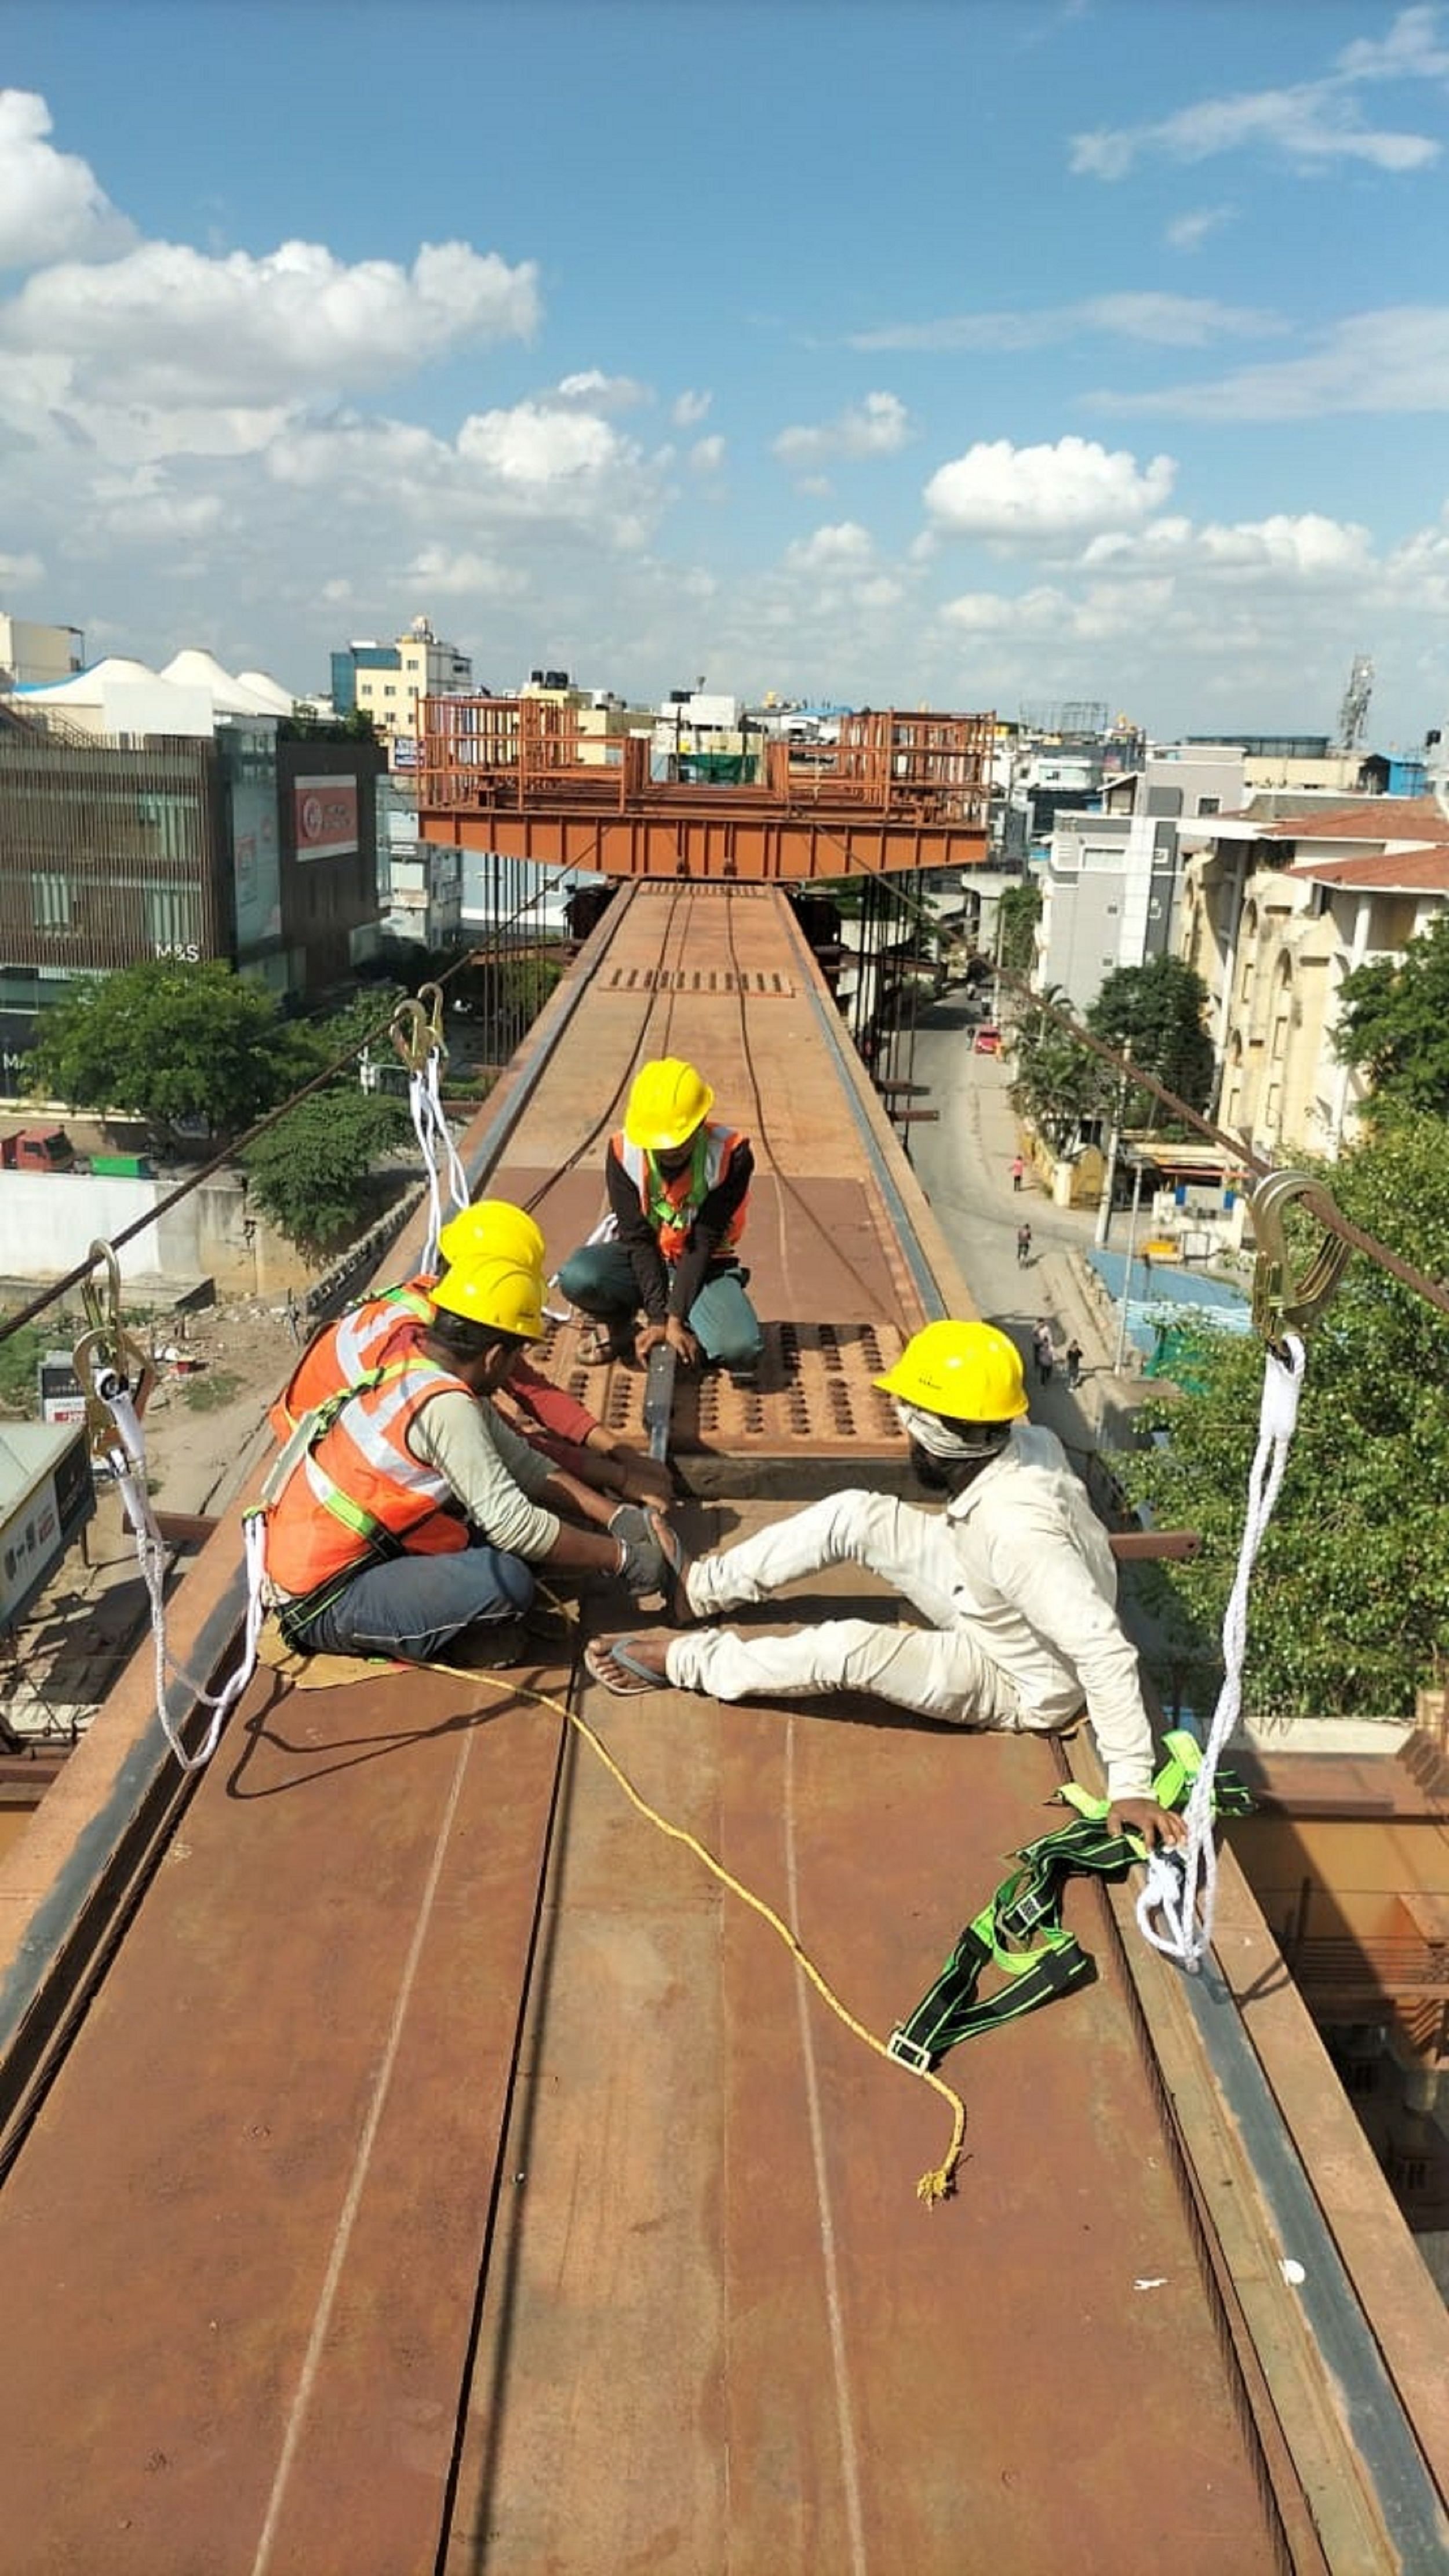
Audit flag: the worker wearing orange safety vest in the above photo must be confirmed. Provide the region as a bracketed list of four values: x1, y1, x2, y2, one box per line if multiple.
[262, 1249, 679, 1669]
[558, 1058, 763, 1381]
[269, 1199, 670, 1505]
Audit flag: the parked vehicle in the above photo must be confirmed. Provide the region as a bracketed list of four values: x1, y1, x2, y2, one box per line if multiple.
[973, 1027, 1003, 1056]
[0, 1126, 77, 1174]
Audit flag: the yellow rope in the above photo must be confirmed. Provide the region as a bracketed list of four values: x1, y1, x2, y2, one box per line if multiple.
[438, 1657, 967, 2204]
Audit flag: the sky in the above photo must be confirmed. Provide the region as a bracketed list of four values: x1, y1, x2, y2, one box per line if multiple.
[3, 0, 1449, 746]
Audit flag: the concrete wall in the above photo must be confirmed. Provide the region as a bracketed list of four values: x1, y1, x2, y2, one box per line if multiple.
[1, 1169, 314, 1299]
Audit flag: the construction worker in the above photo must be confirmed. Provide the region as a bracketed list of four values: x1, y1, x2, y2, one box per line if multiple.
[584, 1319, 1182, 1849]
[558, 1057, 763, 1380]
[271, 1198, 671, 1505]
[264, 1249, 678, 1669]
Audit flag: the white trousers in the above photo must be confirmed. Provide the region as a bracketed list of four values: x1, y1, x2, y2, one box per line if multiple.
[666, 1489, 1021, 1728]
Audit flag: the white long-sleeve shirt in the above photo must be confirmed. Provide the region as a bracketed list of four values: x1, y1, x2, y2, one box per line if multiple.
[409, 1388, 561, 1559]
[942, 1423, 1153, 1796]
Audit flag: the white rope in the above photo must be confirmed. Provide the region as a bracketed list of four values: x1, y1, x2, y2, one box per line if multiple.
[409, 1050, 469, 1275]
[92, 1375, 268, 1773]
[1135, 1331, 1305, 1973]
[545, 1206, 617, 1325]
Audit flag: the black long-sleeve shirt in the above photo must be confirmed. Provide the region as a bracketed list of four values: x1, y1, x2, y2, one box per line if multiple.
[605, 1136, 754, 1321]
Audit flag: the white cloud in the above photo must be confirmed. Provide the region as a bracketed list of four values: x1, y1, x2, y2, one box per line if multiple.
[689, 434, 725, 472]
[1071, 10, 1444, 180]
[1080, 511, 1375, 582]
[1092, 305, 1449, 420]
[2, 236, 540, 409]
[672, 389, 712, 427]
[556, 368, 649, 412]
[849, 294, 1276, 353]
[1164, 207, 1232, 253]
[924, 436, 1175, 540]
[405, 545, 529, 599]
[782, 522, 878, 574]
[0, 90, 133, 268]
[774, 390, 912, 466]
[0, 547, 44, 587]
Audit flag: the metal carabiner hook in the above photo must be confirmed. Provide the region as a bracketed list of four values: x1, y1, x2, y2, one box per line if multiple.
[1248, 1168, 1352, 1347]
[391, 984, 448, 1076]
[72, 1240, 155, 1463]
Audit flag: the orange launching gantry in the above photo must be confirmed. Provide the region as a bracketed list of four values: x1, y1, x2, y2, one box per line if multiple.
[418, 694, 995, 879]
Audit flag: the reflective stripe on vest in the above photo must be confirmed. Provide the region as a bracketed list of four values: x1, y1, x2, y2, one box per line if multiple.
[268, 1278, 434, 1444]
[264, 1353, 470, 1598]
[613, 1125, 747, 1264]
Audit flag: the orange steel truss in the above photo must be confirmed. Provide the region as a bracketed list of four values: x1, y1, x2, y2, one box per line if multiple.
[417, 695, 995, 880]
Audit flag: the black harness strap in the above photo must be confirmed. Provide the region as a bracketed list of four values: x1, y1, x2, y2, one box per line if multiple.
[889, 1734, 1254, 2072]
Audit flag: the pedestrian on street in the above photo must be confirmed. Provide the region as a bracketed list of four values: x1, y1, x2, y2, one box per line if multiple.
[1011, 1154, 1025, 1192]
[1033, 1318, 1054, 1385]
[1065, 1338, 1084, 1390]
[1016, 1221, 1032, 1266]
[584, 1319, 1184, 1851]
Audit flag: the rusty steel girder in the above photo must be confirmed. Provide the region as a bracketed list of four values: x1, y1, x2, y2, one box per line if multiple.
[417, 697, 995, 880]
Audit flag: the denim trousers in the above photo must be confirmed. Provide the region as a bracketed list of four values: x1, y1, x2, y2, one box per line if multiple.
[557, 1242, 763, 1369]
[304, 1540, 535, 1664]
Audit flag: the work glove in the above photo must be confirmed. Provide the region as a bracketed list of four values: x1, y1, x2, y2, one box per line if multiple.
[609, 1504, 668, 1600]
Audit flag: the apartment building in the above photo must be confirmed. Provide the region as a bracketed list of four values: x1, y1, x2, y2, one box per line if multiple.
[1179, 795, 1449, 1160]
[1037, 746, 1244, 1013]
[330, 617, 474, 770]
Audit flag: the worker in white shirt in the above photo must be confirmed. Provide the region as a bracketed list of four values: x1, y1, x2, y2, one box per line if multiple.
[585, 1319, 1183, 1850]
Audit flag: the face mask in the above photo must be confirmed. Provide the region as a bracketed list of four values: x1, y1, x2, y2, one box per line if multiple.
[894, 1399, 1007, 1462]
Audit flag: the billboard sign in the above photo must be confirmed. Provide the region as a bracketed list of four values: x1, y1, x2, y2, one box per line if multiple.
[294, 776, 359, 861]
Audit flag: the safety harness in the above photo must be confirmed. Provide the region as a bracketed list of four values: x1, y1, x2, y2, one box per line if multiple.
[887, 1731, 1254, 2072]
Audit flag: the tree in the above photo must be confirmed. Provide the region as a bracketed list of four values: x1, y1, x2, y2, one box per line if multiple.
[1007, 984, 1112, 1155]
[995, 880, 1041, 974]
[243, 1089, 410, 1256]
[24, 959, 293, 1140]
[1086, 957, 1214, 1127]
[1112, 1114, 1449, 1722]
[1334, 908, 1449, 1123]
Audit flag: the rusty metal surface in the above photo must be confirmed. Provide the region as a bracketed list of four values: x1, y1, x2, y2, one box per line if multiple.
[418, 702, 993, 881]
[0, 1651, 569, 2574]
[446, 1520, 1288, 2575]
[0, 881, 1441, 2572]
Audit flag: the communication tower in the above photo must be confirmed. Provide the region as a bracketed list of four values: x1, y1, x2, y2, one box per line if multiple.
[1338, 653, 1374, 753]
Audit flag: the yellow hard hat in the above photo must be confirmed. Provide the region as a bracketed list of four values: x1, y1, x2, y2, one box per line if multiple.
[430, 1253, 545, 1341]
[875, 1320, 1028, 1421]
[436, 1197, 545, 1274]
[624, 1058, 714, 1152]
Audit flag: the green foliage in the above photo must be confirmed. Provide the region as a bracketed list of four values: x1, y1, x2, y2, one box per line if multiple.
[1335, 910, 1449, 1122]
[281, 707, 379, 743]
[243, 1089, 410, 1256]
[1086, 956, 1215, 1126]
[0, 1318, 45, 1415]
[23, 959, 292, 1139]
[181, 1369, 243, 1413]
[996, 880, 1041, 973]
[1113, 1114, 1449, 1721]
[1007, 984, 1112, 1154]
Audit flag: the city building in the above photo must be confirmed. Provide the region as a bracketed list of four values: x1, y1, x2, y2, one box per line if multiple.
[1036, 745, 1246, 1013]
[0, 613, 85, 692]
[330, 617, 474, 770]
[1179, 794, 1449, 1161]
[0, 654, 385, 1082]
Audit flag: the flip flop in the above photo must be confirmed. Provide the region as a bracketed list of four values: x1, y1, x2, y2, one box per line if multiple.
[584, 1635, 669, 1696]
[579, 1324, 634, 1367]
[647, 1510, 694, 1625]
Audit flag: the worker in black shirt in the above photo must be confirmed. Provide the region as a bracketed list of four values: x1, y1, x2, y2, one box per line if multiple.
[558, 1057, 763, 1382]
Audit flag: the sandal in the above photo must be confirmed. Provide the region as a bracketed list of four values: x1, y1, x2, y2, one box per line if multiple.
[584, 1635, 671, 1696]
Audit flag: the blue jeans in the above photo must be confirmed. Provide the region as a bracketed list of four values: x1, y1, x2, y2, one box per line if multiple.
[558, 1242, 763, 1370]
[303, 1540, 534, 1664]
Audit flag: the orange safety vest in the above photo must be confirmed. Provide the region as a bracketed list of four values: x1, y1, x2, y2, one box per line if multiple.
[612, 1123, 748, 1265]
[264, 1352, 472, 1600]
[268, 1278, 434, 1445]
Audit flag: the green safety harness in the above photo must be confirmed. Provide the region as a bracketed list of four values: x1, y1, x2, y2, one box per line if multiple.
[887, 1732, 1254, 2073]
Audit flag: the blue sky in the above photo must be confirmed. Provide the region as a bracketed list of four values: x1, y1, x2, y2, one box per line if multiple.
[3, 0, 1449, 745]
